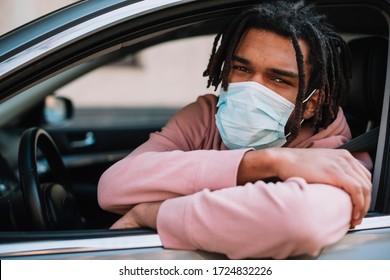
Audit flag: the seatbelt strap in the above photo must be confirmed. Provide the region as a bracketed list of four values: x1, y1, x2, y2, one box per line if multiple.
[338, 127, 379, 153]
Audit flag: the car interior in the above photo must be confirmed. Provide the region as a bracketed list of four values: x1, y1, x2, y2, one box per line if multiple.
[0, 1, 389, 244]
[343, 36, 388, 211]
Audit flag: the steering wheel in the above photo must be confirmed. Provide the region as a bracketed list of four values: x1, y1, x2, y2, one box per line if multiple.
[18, 127, 83, 230]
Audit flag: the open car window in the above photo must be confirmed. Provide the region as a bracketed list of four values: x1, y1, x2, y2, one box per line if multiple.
[57, 35, 215, 109]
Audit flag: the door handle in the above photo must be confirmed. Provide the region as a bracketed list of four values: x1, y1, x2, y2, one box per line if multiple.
[69, 132, 96, 148]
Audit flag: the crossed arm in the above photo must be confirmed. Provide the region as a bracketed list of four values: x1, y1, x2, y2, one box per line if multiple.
[109, 147, 371, 240]
[107, 146, 371, 259]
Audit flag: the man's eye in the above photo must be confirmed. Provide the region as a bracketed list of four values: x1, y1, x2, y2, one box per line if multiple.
[233, 65, 250, 73]
[274, 78, 290, 85]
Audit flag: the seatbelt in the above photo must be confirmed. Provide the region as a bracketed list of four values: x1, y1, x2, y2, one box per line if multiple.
[338, 126, 379, 153]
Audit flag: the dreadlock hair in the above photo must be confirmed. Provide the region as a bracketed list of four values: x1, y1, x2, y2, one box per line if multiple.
[203, 0, 352, 142]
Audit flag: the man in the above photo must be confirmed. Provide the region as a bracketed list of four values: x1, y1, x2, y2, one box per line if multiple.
[98, 0, 372, 259]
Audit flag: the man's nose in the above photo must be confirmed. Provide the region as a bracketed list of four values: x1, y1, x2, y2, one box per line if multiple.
[247, 73, 266, 86]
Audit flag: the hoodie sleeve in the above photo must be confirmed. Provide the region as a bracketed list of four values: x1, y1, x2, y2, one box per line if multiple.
[157, 177, 352, 259]
[98, 95, 250, 214]
[98, 149, 248, 214]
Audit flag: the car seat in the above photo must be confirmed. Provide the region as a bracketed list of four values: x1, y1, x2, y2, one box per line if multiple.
[343, 36, 388, 138]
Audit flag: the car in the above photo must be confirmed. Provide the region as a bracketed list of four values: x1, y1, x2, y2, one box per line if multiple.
[0, 0, 390, 260]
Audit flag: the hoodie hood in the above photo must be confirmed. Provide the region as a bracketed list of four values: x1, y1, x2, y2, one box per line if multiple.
[287, 107, 351, 149]
[287, 107, 372, 170]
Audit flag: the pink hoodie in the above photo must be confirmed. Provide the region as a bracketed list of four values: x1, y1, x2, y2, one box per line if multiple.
[98, 94, 372, 259]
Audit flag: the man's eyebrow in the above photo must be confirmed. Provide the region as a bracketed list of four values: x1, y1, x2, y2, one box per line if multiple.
[232, 55, 252, 65]
[269, 68, 299, 79]
[233, 54, 299, 79]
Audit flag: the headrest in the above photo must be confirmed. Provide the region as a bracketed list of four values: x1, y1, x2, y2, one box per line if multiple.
[345, 36, 388, 126]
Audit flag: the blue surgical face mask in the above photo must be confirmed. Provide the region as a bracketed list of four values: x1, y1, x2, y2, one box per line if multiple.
[215, 81, 297, 150]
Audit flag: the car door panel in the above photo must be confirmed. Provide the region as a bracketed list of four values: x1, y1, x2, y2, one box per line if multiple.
[45, 108, 175, 228]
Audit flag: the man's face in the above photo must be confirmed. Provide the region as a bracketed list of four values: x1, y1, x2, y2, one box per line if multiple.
[229, 28, 312, 104]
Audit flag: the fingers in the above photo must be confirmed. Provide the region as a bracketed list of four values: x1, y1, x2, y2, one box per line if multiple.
[109, 202, 162, 230]
[350, 180, 371, 228]
[337, 151, 372, 228]
[348, 154, 372, 227]
[349, 186, 369, 228]
[110, 208, 141, 229]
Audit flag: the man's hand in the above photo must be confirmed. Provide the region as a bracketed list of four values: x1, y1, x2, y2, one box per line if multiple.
[238, 148, 372, 228]
[110, 201, 163, 229]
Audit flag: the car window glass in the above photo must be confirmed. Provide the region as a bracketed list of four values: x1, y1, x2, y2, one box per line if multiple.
[56, 35, 216, 109]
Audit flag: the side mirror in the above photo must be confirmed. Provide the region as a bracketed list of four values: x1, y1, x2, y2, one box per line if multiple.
[43, 96, 73, 126]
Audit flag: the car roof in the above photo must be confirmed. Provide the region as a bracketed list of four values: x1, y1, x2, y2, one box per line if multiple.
[0, 0, 132, 58]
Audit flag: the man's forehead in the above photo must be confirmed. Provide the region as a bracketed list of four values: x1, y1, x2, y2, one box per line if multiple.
[237, 28, 312, 65]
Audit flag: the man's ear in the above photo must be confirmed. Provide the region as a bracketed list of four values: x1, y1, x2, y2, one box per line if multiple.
[303, 89, 319, 119]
